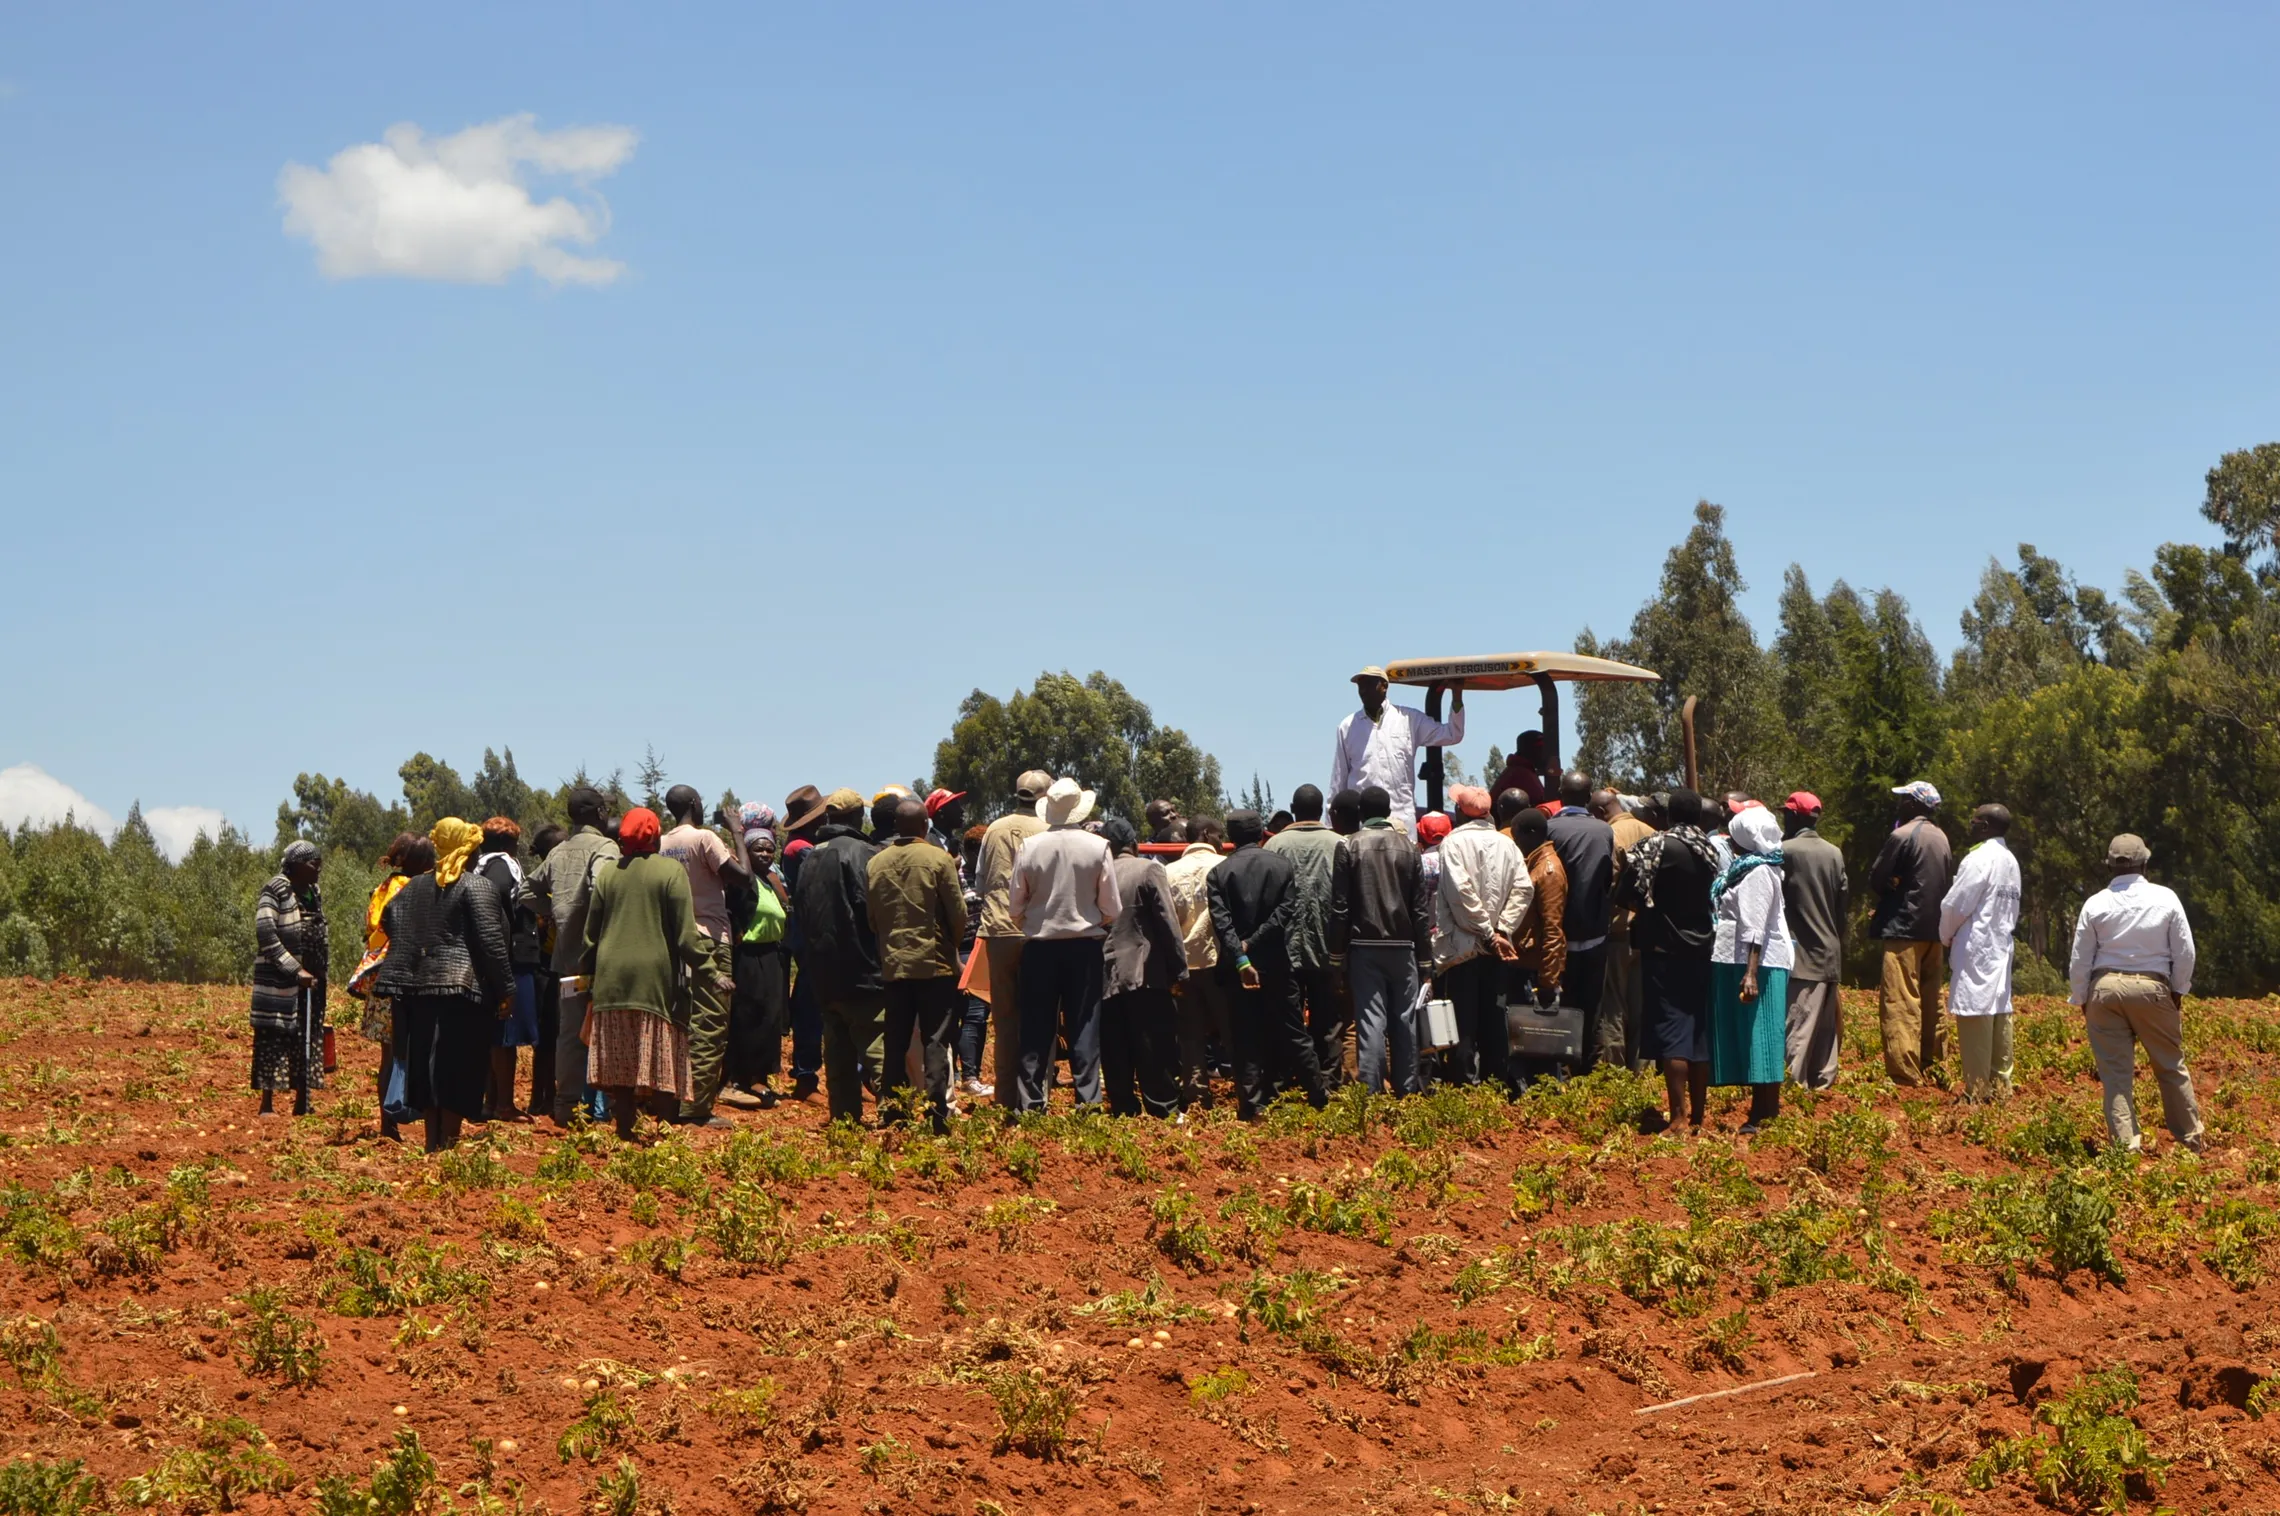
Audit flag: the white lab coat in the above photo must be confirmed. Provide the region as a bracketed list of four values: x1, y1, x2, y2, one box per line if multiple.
[1939, 838, 2021, 1017]
[1329, 702, 1465, 830]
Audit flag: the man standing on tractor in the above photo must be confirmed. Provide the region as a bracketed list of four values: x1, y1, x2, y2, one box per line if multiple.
[1330, 667, 1463, 834]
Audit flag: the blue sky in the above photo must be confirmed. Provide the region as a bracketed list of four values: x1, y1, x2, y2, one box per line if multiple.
[4, 4, 2276, 849]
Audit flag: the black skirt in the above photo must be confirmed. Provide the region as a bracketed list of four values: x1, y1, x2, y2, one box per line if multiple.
[1639, 952, 1712, 1063]
[729, 943, 789, 1085]
[395, 992, 493, 1119]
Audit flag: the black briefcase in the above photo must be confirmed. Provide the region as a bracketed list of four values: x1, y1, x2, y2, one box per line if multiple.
[1506, 999, 1585, 1063]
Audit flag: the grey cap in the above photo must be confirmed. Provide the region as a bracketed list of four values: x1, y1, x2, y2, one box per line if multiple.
[2105, 833, 2151, 869]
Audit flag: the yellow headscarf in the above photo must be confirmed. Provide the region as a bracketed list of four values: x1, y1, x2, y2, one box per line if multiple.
[431, 818, 484, 888]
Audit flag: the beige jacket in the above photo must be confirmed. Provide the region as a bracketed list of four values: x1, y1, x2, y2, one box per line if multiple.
[1164, 842, 1224, 970]
[975, 811, 1046, 939]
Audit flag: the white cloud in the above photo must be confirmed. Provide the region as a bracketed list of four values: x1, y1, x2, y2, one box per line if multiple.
[279, 113, 638, 285]
[0, 764, 115, 837]
[144, 806, 229, 862]
[0, 765, 230, 862]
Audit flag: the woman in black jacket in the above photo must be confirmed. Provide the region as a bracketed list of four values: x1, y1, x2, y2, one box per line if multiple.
[378, 818, 513, 1152]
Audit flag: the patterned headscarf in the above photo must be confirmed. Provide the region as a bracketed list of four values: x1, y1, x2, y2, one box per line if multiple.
[739, 801, 777, 847]
[1625, 790, 1721, 915]
[430, 818, 483, 888]
[619, 807, 663, 856]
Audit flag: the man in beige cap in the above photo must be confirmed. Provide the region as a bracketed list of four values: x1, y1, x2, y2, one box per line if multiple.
[1329, 667, 1462, 833]
[975, 769, 1054, 1108]
[2069, 833, 2201, 1153]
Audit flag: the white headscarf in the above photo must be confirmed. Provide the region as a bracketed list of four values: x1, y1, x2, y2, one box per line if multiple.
[1729, 807, 1782, 857]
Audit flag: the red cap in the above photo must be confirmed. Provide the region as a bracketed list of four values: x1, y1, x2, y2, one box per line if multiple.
[1782, 791, 1822, 816]
[924, 788, 968, 817]
[1415, 812, 1454, 847]
[619, 806, 662, 854]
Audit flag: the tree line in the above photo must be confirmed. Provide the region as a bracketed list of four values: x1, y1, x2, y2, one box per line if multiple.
[1574, 442, 2280, 995]
[6, 444, 2277, 993]
[0, 673, 1223, 990]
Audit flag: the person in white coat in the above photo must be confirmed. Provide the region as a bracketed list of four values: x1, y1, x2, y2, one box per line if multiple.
[1330, 667, 1464, 833]
[1430, 786, 1530, 1089]
[1939, 804, 2023, 1103]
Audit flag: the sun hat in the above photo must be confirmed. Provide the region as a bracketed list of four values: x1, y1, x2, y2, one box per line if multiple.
[1035, 776, 1097, 827]
[2105, 833, 2151, 869]
[1352, 665, 1389, 683]
[781, 786, 826, 833]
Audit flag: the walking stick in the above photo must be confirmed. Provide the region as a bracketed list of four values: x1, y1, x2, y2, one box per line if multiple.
[1680, 696, 1700, 793]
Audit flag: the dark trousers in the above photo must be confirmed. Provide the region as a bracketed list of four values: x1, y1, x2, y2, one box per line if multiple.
[1017, 937, 1104, 1111]
[1230, 968, 1326, 1120]
[1100, 986, 1181, 1118]
[1563, 943, 1609, 1072]
[1292, 966, 1351, 1087]
[787, 957, 823, 1082]
[1176, 973, 1234, 1110]
[821, 995, 886, 1123]
[882, 976, 958, 1129]
[1443, 954, 1508, 1090]
[529, 970, 559, 1115]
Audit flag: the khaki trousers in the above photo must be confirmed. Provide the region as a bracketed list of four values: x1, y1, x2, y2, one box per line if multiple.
[1603, 940, 1645, 1070]
[985, 936, 1026, 1107]
[2084, 972, 2202, 1151]
[1784, 978, 1841, 1090]
[1878, 941, 1946, 1085]
[1955, 1014, 2013, 1103]
[679, 932, 735, 1120]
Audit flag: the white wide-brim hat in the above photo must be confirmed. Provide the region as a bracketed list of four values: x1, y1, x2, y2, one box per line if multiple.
[1036, 776, 1097, 827]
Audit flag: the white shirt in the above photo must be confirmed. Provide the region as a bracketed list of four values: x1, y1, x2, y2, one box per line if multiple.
[1330, 702, 1465, 830]
[1430, 819, 1529, 972]
[1711, 865, 1793, 970]
[1939, 838, 2021, 1017]
[2069, 873, 2195, 1005]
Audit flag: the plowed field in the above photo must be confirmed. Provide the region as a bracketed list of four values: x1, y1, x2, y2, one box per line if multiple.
[5, 978, 2280, 1515]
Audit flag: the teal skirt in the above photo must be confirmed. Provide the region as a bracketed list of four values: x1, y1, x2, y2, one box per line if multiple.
[1708, 961, 1788, 1087]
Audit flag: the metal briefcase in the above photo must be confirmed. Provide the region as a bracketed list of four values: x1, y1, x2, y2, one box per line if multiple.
[1506, 999, 1584, 1063]
[1421, 997, 1460, 1051]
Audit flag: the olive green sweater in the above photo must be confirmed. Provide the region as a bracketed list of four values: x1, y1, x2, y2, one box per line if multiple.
[581, 853, 709, 1023]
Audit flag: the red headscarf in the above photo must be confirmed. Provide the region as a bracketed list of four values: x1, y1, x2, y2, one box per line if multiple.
[619, 807, 662, 855]
[1415, 812, 1454, 848]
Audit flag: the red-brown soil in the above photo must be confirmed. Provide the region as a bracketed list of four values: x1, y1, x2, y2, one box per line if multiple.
[5, 979, 2280, 1515]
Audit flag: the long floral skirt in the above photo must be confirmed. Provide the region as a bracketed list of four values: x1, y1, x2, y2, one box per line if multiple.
[587, 1008, 689, 1097]
[250, 1000, 324, 1094]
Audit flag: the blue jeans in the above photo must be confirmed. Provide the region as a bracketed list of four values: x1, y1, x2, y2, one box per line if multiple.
[956, 993, 989, 1080]
[1347, 945, 1422, 1095]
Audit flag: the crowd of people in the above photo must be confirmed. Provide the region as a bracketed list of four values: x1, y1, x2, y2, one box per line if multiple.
[244, 670, 2209, 1159]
